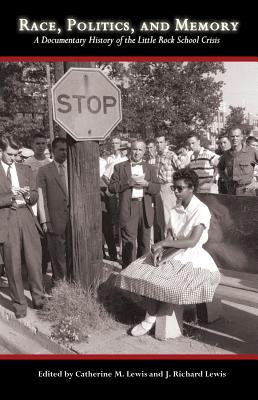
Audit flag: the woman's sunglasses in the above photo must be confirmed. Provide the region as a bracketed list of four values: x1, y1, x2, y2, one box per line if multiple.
[170, 185, 189, 193]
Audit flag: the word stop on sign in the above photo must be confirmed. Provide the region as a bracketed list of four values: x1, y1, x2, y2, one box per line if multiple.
[57, 94, 117, 114]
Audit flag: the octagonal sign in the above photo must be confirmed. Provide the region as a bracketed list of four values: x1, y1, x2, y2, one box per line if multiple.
[52, 68, 122, 141]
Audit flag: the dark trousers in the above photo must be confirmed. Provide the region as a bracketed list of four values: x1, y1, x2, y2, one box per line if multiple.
[153, 194, 165, 242]
[121, 200, 151, 268]
[102, 210, 118, 260]
[41, 236, 50, 274]
[101, 191, 117, 260]
[109, 194, 120, 243]
[3, 208, 44, 314]
[47, 228, 68, 283]
[218, 179, 228, 194]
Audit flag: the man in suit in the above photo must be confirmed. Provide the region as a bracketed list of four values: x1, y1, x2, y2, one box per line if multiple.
[37, 137, 69, 283]
[109, 140, 160, 268]
[0, 136, 44, 318]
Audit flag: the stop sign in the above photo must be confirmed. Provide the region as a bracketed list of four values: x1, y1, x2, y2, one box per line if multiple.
[51, 68, 122, 141]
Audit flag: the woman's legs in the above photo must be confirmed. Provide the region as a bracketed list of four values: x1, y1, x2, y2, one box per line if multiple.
[131, 297, 161, 336]
[144, 297, 161, 316]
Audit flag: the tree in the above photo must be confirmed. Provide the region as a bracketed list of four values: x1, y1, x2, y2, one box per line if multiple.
[0, 61, 225, 150]
[0, 62, 55, 147]
[103, 62, 225, 147]
[225, 106, 251, 136]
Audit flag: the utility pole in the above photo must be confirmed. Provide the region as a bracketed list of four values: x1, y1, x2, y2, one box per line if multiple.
[45, 63, 54, 144]
[54, 61, 103, 289]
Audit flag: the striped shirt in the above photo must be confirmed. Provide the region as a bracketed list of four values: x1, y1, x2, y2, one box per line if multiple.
[189, 147, 219, 183]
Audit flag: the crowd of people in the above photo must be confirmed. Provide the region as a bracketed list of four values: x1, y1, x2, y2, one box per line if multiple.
[100, 129, 258, 265]
[0, 127, 258, 336]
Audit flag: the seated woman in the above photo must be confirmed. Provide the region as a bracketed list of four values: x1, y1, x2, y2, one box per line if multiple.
[115, 168, 221, 337]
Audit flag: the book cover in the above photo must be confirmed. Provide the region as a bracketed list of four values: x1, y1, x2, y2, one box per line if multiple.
[0, 5, 257, 388]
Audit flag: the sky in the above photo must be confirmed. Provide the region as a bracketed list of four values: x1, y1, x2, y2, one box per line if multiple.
[217, 62, 258, 116]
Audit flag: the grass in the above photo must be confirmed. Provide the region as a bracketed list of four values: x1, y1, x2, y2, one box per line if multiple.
[39, 270, 145, 345]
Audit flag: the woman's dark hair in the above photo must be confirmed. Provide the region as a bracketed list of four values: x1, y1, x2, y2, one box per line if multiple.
[173, 168, 199, 192]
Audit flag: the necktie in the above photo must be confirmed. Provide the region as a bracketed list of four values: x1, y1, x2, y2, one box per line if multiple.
[131, 162, 143, 167]
[58, 164, 67, 194]
[6, 165, 12, 185]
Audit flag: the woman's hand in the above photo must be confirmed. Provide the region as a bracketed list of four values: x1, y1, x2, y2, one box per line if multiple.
[151, 242, 163, 254]
[152, 248, 163, 267]
[151, 242, 164, 266]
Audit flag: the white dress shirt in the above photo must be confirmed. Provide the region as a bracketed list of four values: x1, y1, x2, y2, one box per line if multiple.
[131, 162, 144, 198]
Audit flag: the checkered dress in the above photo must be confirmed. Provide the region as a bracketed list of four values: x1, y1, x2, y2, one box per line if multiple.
[115, 196, 221, 304]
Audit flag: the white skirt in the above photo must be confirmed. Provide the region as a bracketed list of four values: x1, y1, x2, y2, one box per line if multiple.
[115, 247, 221, 304]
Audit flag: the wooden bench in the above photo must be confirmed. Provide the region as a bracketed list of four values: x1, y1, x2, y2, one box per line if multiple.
[155, 295, 222, 340]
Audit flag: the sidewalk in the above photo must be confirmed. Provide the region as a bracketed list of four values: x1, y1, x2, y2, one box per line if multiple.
[0, 263, 258, 355]
[71, 265, 258, 354]
[0, 275, 74, 354]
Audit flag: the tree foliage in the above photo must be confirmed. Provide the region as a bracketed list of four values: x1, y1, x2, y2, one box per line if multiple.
[225, 106, 251, 136]
[0, 61, 225, 148]
[0, 62, 55, 147]
[103, 62, 225, 147]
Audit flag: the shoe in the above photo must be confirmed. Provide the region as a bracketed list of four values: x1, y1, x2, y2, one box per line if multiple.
[130, 321, 154, 337]
[15, 310, 27, 319]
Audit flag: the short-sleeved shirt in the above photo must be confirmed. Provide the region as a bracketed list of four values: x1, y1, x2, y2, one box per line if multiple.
[169, 195, 211, 247]
[156, 150, 181, 184]
[24, 156, 52, 180]
[189, 147, 218, 184]
[99, 157, 107, 178]
[218, 144, 258, 184]
[103, 154, 128, 180]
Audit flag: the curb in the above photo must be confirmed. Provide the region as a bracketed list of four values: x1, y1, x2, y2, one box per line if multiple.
[0, 303, 75, 355]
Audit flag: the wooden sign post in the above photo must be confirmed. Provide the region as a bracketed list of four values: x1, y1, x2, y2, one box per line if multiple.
[53, 62, 121, 289]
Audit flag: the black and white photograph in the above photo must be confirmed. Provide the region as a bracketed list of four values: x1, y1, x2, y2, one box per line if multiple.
[0, 60, 257, 351]
[0, 8, 257, 386]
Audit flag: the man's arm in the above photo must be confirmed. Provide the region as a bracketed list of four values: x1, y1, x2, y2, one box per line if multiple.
[0, 190, 12, 208]
[254, 148, 258, 164]
[171, 152, 182, 170]
[201, 153, 219, 184]
[145, 165, 161, 195]
[26, 165, 38, 205]
[37, 168, 50, 224]
[217, 154, 229, 182]
[108, 164, 130, 194]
